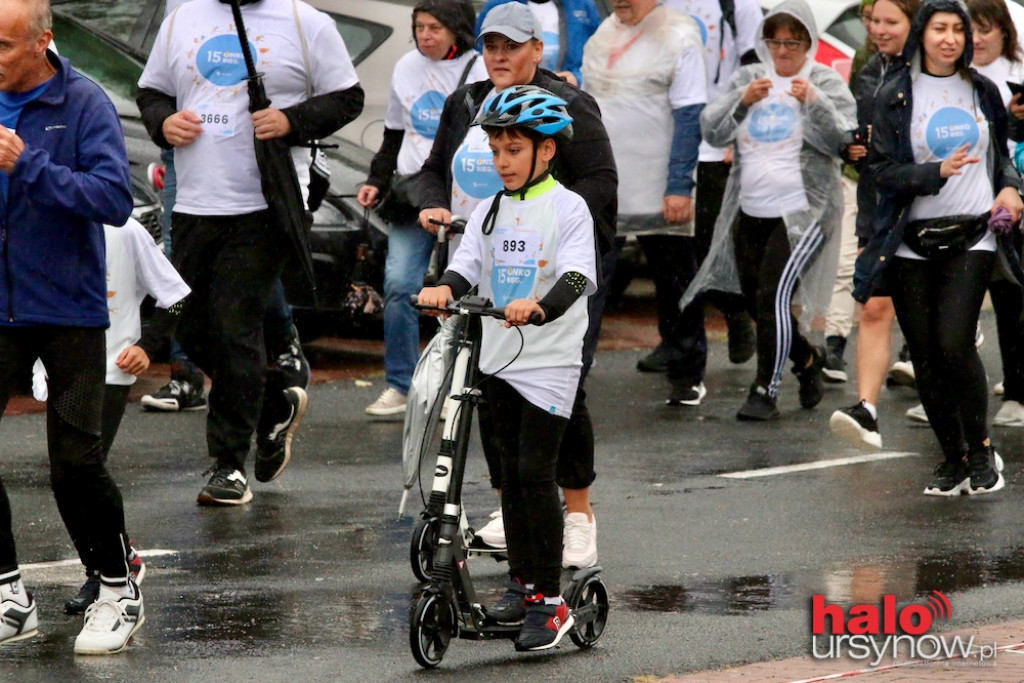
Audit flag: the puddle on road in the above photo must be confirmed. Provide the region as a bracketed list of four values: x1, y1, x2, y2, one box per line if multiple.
[621, 546, 1024, 615]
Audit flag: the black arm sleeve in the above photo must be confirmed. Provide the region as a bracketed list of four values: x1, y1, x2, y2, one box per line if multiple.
[282, 84, 365, 144]
[436, 271, 473, 299]
[137, 299, 184, 359]
[366, 127, 406, 191]
[536, 271, 588, 324]
[136, 87, 178, 150]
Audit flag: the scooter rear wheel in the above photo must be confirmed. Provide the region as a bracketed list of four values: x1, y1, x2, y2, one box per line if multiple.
[410, 592, 457, 668]
[566, 573, 609, 648]
[410, 518, 435, 582]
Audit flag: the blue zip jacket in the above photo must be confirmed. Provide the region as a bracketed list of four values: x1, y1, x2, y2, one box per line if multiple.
[475, 0, 602, 85]
[0, 51, 133, 327]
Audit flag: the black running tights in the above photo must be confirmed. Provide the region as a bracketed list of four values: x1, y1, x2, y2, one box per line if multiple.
[889, 250, 994, 459]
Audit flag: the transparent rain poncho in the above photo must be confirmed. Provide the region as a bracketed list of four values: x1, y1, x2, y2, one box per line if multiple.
[679, 0, 857, 329]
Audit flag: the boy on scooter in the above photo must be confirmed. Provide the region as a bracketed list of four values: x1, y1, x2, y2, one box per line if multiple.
[417, 85, 597, 651]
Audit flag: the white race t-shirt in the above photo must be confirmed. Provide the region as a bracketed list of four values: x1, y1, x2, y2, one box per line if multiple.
[386, 50, 487, 175]
[104, 220, 191, 385]
[898, 73, 994, 258]
[450, 88, 506, 218]
[139, 0, 359, 215]
[736, 70, 809, 218]
[973, 56, 1024, 156]
[582, 5, 706, 217]
[667, 0, 760, 162]
[447, 180, 597, 417]
[529, 1, 562, 73]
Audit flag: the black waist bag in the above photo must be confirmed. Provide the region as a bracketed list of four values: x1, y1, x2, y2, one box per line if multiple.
[903, 213, 989, 258]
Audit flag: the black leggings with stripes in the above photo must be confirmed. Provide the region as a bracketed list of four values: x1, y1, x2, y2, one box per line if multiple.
[734, 212, 820, 398]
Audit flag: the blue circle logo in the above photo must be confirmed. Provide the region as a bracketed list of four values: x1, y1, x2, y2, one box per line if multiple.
[690, 15, 709, 46]
[925, 107, 979, 159]
[410, 91, 446, 138]
[453, 147, 503, 200]
[196, 35, 257, 86]
[749, 103, 799, 143]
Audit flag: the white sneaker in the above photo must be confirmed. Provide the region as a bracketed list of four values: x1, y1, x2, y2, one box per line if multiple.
[0, 590, 37, 646]
[74, 582, 144, 655]
[562, 512, 598, 569]
[888, 360, 915, 386]
[906, 403, 929, 424]
[994, 381, 1005, 396]
[364, 387, 407, 416]
[994, 400, 1024, 427]
[474, 509, 506, 549]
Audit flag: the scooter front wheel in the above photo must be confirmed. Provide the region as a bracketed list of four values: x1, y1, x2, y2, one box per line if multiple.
[410, 592, 457, 668]
[566, 572, 609, 648]
[410, 518, 436, 582]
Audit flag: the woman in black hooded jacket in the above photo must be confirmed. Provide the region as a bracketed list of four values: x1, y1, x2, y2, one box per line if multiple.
[857, 0, 1022, 496]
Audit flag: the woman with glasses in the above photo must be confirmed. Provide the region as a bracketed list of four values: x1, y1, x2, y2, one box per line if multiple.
[684, 0, 856, 420]
[854, 0, 1022, 495]
[415, 1, 616, 569]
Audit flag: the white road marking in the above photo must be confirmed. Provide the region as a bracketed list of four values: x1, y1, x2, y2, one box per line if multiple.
[720, 452, 920, 479]
[21, 548, 178, 571]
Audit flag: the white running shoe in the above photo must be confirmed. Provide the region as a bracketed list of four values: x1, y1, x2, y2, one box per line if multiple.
[994, 400, 1024, 427]
[994, 381, 1005, 396]
[888, 361, 916, 387]
[74, 582, 144, 655]
[906, 403, 929, 424]
[364, 387, 407, 416]
[475, 509, 506, 550]
[562, 512, 598, 569]
[0, 590, 37, 646]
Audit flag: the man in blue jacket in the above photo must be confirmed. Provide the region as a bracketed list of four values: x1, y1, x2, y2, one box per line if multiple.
[0, 0, 144, 656]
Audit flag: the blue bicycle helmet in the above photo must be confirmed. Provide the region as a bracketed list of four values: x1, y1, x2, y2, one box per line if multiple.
[474, 85, 573, 144]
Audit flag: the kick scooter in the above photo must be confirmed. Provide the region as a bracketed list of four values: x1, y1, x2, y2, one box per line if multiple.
[408, 294, 609, 668]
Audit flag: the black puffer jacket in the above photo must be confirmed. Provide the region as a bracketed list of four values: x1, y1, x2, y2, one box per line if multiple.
[852, 0, 1023, 302]
[414, 69, 618, 254]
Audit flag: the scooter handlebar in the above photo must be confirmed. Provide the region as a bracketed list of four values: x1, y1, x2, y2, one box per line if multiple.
[409, 294, 543, 325]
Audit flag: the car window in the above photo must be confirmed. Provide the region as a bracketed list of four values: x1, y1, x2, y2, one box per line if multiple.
[327, 13, 393, 66]
[826, 5, 867, 52]
[51, 12, 144, 116]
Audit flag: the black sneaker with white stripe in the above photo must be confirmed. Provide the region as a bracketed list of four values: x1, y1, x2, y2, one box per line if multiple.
[255, 387, 308, 483]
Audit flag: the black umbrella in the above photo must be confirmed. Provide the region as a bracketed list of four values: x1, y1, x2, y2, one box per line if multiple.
[226, 0, 317, 299]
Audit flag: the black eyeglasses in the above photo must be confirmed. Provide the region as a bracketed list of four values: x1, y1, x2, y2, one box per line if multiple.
[763, 38, 807, 50]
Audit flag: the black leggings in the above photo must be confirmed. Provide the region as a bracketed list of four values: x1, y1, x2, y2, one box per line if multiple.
[890, 250, 995, 459]
[734, 213, 821, 398]
[480, 376, 567, 598]
[0, 327, 129, 584]
[989, 279, 1024, 403]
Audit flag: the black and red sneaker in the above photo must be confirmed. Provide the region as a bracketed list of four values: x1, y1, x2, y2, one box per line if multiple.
[514, 594, 574, 651]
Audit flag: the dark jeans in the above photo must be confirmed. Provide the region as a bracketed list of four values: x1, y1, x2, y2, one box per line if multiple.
[171, 210, 287, 472]
[734, 213, 818, 398]
[0, 327, 129, 582]
[696, 161, 746, 317]
[989, 279, 1024, 403]
[481, 376, 567, 597]
[637, 233, 707, 387]
[890, 250, 994, 459]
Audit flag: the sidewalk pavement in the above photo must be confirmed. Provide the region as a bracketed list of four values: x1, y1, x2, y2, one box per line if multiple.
[663, 620, 1024, 682]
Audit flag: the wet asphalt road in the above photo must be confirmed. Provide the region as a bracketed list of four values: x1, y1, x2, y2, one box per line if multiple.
[4, 303, 1024, 682]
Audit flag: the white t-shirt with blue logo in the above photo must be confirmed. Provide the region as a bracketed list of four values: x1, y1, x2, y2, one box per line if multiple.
[447, 180, 597, 417]
[736, 72, 808, 218]
[450, 88, 506, 218]
[898, 72, 994, 258]
[139, 0, 359, 215]
[529, 1, 562, 73]
[386, 50, 487, 176]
